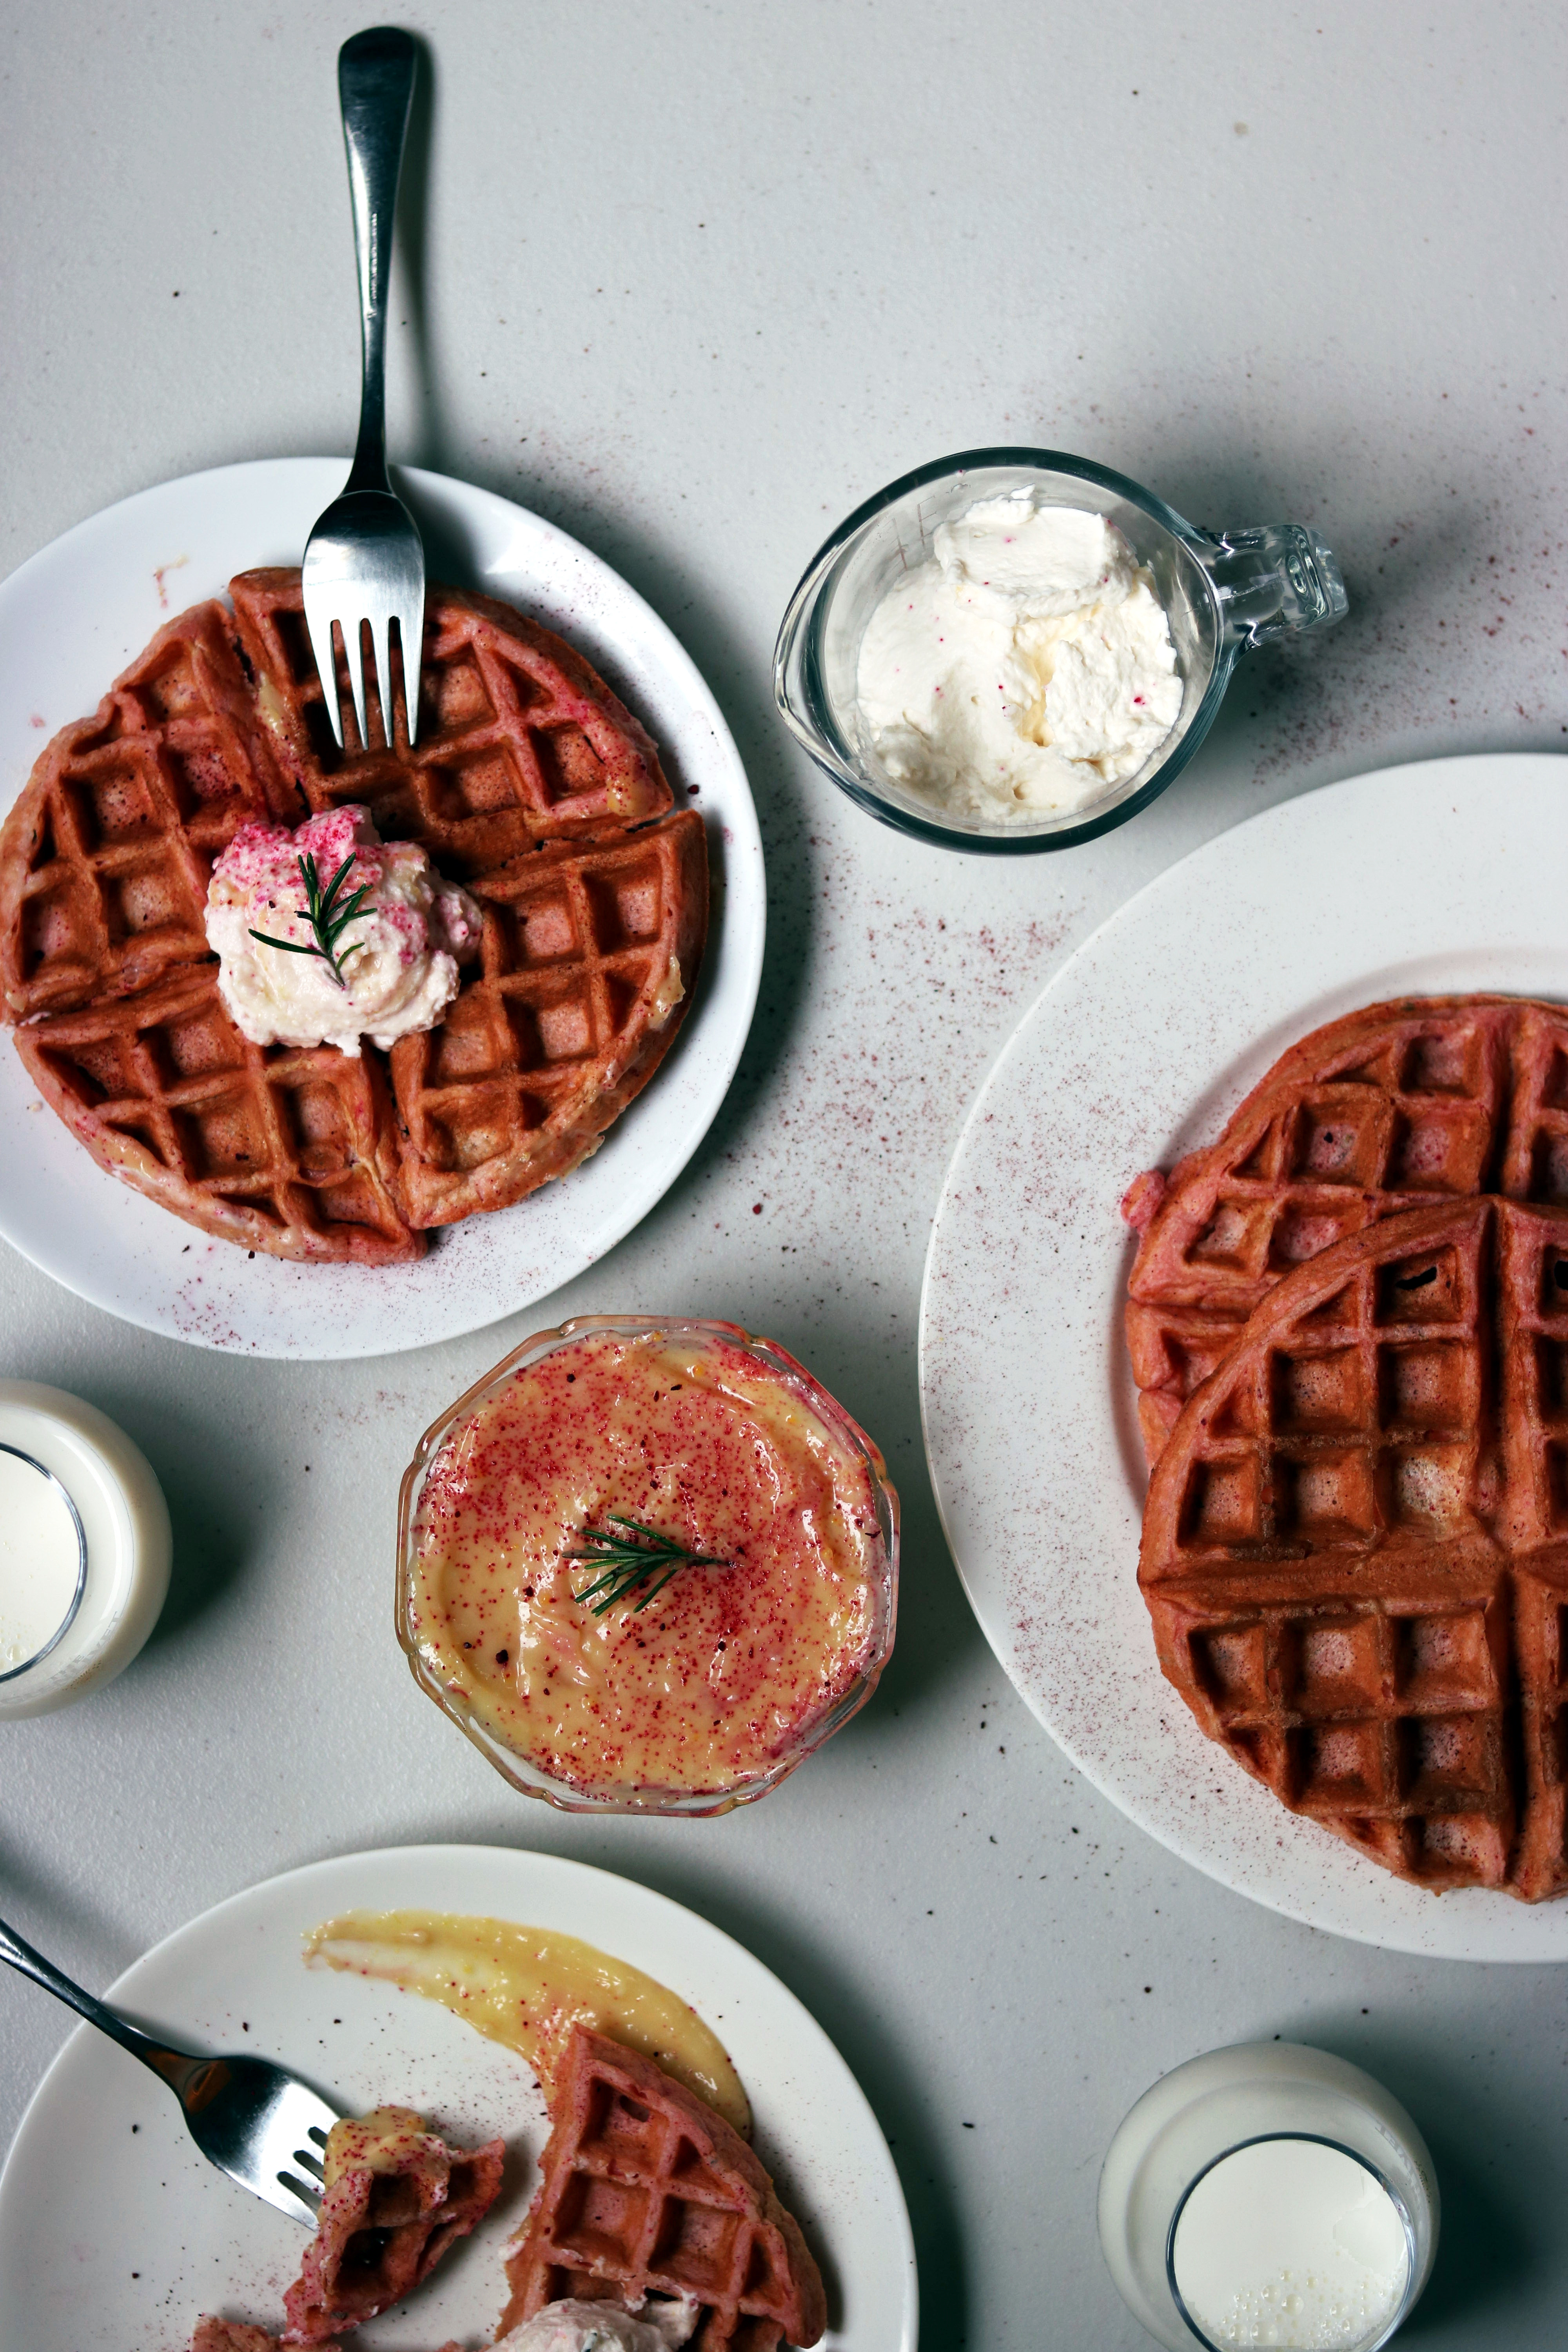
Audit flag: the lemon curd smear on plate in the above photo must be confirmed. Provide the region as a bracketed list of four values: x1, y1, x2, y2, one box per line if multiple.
[397, 1319, 898, 1813]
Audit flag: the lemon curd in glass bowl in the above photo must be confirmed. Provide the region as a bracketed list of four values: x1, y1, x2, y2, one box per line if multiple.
[396, 1316, 898, 1814]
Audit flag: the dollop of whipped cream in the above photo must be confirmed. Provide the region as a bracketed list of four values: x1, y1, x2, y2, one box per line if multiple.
[205, 805, 481, 1057]
[855, 492, 1183, 823]
[495, 2296, 699, 2352]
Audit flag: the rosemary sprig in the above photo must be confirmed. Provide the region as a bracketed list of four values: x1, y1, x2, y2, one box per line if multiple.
[568, 1514, 729, 1615]
[249, 851, 374, 989]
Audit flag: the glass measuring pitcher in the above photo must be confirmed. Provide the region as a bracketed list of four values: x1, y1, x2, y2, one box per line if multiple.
[774, 446, 1348, 853]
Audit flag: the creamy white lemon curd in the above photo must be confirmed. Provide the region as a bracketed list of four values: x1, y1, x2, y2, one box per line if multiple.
[856, 492, 1182, 822]
[304, 1907, 750, 2136]
[205, 804, 481, 1055]
[406, 1330, 886, 1803]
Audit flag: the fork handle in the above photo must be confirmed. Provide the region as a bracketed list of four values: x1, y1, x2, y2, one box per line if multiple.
[338, 27, 417, 497]
[0, 1909, 208, 2098]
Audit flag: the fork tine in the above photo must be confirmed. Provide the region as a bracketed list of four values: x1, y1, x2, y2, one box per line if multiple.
[367, 609, 394, 751]
[399, 584, 425, 747]
[276, 2169, 323, 2218]
[342, 617, 371, 753]
[305, 604, 346, 751]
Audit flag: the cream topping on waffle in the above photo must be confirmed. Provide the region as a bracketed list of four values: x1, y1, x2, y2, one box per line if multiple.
[496, 2296, 700, 2351]
[205, 805, 481, 1056]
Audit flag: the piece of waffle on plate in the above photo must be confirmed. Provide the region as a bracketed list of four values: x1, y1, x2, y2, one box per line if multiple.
[281, 2105, 504, 2344]
[501, 2027, 826, 2352]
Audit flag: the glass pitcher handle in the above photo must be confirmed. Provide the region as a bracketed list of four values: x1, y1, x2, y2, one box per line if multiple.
[1196, 523, 1348, 651]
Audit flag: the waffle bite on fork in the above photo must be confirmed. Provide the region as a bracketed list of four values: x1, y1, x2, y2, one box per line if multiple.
[282, 2105, 504, 2344]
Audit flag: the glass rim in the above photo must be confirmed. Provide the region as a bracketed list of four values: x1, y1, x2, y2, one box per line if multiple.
[396, 1313, 900, 1817]
[776, 444, 1234, 855]
[0, 1443, 88, 1684]
[1164, 2131, 1421, 2352]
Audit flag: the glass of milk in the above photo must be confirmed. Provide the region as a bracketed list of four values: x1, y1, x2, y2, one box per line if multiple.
[773, 445, 1347, 854]
[0, 1382, 171, 1717]
[1098, 2042, 1439, 2352]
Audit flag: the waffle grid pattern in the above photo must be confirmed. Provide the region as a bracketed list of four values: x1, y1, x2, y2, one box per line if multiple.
[1, 604, 287, 1018]
[1142, 1198, 1568, 1897]
[283, 2116, 503, 2344]
[16, 970, 420, 1263]
[230, 570, 671, 875]
[2, 574, 706, 1261]
[503, 2032, 824, 2352]
[392, 812, 705, 1229]
[1126, 1001, 1568, 1467]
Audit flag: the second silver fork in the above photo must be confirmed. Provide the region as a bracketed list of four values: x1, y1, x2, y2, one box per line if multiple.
[0, 1909, 339, 2225]
[302, 25, 426, 755]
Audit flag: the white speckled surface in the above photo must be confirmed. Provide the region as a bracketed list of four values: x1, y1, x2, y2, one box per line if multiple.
[1, 4, 1565, 2347]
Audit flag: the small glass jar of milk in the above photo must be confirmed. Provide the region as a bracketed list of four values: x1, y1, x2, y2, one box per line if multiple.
[0, 1381, 171, 1718]
[1099, 2042, 1439, 2352]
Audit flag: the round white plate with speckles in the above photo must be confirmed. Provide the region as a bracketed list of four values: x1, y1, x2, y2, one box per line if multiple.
[0, 461, 763, 1357]
[0, 1843, 916, 2352]
[919, 753, 1568, 1960]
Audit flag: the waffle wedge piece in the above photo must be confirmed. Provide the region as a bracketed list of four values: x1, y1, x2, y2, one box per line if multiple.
[283, 2105, 503, 2343]
[0, 599, 293, 1019]
[500, 2027, 826, 2352]
[229, 570, 672, 876]
[391, 809, 707, 1229]
[1140, 1193, 1568, 1900]
[17, 967, 421, 1262]
[1123, 996, 1568, 1467]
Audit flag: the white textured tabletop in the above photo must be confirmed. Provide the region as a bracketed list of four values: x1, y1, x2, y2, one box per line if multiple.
[2, 4, 1566, 2345]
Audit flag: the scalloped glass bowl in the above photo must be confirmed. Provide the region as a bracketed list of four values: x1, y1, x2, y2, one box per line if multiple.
[396, 1314, 900, 1815]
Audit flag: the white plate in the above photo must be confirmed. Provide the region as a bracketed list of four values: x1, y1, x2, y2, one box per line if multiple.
[0, 1844, 916, 2352]
[0, 461, 763, 1357]
[919, 753, 1568, 1961]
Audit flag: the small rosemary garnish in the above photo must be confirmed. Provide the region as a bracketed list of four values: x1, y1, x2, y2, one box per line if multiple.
[249, 851, 373, 989]
[568, 1515, 729, 1615]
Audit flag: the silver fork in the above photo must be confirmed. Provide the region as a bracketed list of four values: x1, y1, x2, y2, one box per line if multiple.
[302, 25, 426, 754]
[1, 1909, 339, 2225]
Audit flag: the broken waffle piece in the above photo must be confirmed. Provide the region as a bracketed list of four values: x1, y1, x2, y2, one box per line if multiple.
[280, 2104, 504, 2344]
[500, 2027, 826, 2352]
